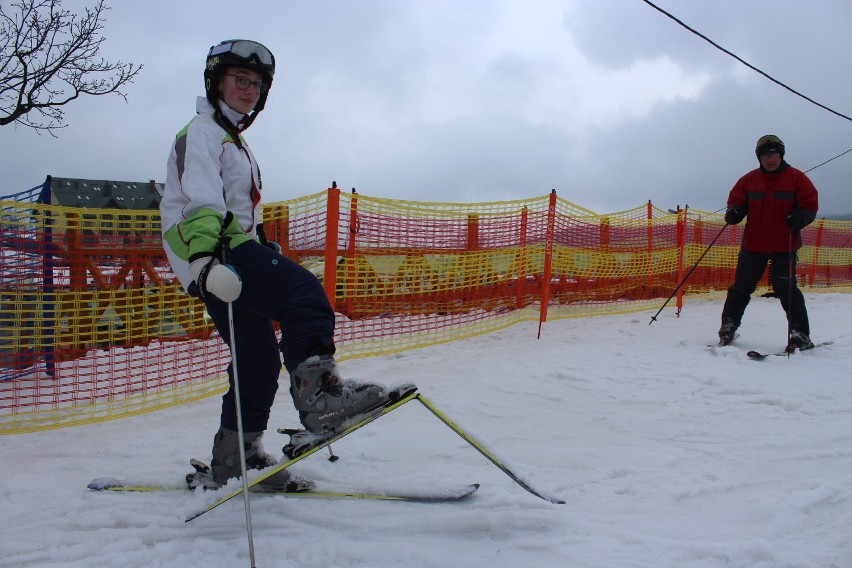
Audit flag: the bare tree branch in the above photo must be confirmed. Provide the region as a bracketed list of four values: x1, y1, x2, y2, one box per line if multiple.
[0, 0, 142, 135]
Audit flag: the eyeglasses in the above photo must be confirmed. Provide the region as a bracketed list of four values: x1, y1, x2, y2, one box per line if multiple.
[759, 151, 781, 158]
[209, 40, 274, 67]
[224, 73, 268, 94]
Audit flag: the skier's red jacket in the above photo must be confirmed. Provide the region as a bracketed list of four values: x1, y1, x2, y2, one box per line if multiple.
[727, 163, 818, 253]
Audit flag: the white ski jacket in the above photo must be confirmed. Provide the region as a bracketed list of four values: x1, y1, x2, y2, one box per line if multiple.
[160, 97, 263, 291]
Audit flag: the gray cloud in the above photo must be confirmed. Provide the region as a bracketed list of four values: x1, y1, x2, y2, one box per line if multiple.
[1, 0, 849, 215]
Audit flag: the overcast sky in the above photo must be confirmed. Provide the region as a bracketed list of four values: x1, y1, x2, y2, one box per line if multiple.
[2, 0, 850, 215]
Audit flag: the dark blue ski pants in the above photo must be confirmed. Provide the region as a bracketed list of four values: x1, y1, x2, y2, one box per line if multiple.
[201, 240, 336, 432]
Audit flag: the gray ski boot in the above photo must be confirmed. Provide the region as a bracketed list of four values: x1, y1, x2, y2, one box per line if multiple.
[289, 354, 416, 435]
[188, 426, 314, 491]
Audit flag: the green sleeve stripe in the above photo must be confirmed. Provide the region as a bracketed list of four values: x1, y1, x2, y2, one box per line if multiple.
[164, 207, 255, 260]
[163, 207, 223, 261]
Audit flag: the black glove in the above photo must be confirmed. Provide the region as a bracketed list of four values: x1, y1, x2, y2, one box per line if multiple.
[724, 206, 745, 225]
[786, 209, 811, 231]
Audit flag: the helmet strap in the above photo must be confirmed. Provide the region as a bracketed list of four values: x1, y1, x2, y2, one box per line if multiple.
[212, 106, 246, 150]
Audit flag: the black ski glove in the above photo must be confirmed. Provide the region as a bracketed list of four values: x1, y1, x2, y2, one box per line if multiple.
[786, 209, 813, 231]
[724, 206, 746, 225]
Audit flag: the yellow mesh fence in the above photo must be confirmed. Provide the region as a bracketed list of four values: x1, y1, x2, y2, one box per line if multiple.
[2, 188, 851, 433]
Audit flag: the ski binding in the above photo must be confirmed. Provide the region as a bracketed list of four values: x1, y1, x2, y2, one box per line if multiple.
[280, 383, 417, 459]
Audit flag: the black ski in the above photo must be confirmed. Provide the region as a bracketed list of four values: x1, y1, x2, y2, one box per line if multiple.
[88, 477, 479, 502]
[747, 341, 832, 360]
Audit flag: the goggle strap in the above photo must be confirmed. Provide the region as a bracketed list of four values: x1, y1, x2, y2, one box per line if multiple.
[208, 40, 273, 66]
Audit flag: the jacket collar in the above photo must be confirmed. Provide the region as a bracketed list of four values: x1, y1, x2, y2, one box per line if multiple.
[195, 96, 248, 131]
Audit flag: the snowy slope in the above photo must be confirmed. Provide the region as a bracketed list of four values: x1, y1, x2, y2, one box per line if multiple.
[2, 294, 851, 568]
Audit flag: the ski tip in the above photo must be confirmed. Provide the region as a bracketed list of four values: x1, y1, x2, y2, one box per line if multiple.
[451, 483, 480, 499]
[185, 510, 203, 523]
[746, 350, 767, 360]
[87, 477, 124, 490]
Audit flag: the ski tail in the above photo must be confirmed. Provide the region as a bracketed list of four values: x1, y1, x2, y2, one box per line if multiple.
[415, 395, 565, 505]
[748, 340, 833, 360]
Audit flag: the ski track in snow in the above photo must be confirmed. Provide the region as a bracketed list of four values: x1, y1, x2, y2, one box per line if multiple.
[2, 294, 851, 568]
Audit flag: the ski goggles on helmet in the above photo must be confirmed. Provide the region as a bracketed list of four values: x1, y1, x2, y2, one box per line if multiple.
[208, 40, 275, 75]
[755, 134, 784, 149]
[755, 134, 785, 158]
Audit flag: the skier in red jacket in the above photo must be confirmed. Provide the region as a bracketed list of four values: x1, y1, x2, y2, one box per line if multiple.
[718, 135, 819, 350]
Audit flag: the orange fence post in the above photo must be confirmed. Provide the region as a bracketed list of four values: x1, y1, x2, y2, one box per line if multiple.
[675, 206, 687, 314]
[65, 212, 87, 290]
[345, 189, 359, 316]
[538, 190, 557, 338]
[646, 200, 654, 296]
[808, 219, 824, 287]
[466, 213, 480, 251]
[323, 184, 341, 310]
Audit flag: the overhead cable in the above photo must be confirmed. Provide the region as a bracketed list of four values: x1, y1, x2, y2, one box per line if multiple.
[804, 147, 852, 173]
[641, 0, 852, 123]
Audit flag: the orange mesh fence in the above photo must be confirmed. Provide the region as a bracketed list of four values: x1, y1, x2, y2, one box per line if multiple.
[1, 186, 228, 432]
[2, 184, 851, 433]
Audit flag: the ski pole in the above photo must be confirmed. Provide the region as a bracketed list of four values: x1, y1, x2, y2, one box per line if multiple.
[217, 228, 255, 565]
[327, 444, 339, 462]
[226, 300, 257, 567]
[649, 223, 729, 324]
[786, 228, 794, 357]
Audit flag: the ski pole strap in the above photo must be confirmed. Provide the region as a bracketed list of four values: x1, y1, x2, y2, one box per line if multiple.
[214, 211, 236, 264]
[256, 222, 269, 246]
[256, 221, 283, 253]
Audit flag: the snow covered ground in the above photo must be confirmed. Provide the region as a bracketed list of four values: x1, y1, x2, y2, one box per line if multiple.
[2, 293, 851, 568]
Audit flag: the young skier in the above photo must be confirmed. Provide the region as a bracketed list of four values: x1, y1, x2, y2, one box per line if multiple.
[160, 39, 414, 490]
